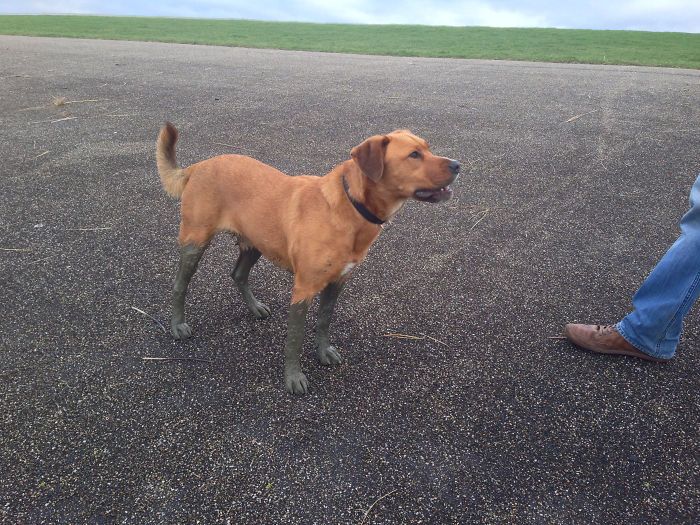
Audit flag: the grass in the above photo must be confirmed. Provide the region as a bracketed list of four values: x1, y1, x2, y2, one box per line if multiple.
[0, 15, 698, 69]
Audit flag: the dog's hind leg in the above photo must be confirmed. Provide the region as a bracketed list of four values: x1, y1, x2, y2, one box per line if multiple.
[171, 242, 208, 339]
[315, 281, 344, 365]
[231, 246, 271, 320]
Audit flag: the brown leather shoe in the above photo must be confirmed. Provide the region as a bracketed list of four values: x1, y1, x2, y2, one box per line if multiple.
[564, 323, 670, 362]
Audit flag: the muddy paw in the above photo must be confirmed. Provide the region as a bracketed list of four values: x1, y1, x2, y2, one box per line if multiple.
[317, 345, 342, 366]
[171, 321, 192, 340]
[284, 370, 309, 395]
[250, 300, 271, 320]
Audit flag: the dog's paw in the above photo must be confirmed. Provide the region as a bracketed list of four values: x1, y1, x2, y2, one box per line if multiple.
[250, 300, 271, 320]
[171, 322, 192, 340]
[284, 370, 309, 395]
[317, 345, 342, 366]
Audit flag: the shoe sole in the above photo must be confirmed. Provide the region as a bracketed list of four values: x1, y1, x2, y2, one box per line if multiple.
[587, 346, 670, 363]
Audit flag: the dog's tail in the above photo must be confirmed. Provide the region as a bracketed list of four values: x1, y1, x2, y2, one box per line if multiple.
[156, 122, 188, 198]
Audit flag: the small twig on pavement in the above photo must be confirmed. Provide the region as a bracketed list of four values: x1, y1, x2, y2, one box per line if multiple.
[34, 151, 50, 159]
[66, 226, 112, 231]
[18, 105, 47, 112]
[469, 209, 489, 233]
[131, 306, 167, 334]
[64, 99, 105, 105]
[425, 335, 448, 346]
[27, 255, 58, 265]
[142, 357, 213, 363]
[213, 142, 237, 148]
[383, 333, 426, 340]
[28, 115, 77, 124]
[548, 336, 568, 340]
[565, 109, 599, 123]
[385, 333, 447, 346]
[360, 489, 399, 525]
[0, 247, 32, 252]
[50, 116, 78, 124]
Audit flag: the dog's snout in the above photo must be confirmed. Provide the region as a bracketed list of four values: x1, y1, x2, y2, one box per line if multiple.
[448, 160, 460, 175]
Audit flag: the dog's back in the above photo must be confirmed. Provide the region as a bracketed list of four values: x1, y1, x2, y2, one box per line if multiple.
[156, 123, 319, 265]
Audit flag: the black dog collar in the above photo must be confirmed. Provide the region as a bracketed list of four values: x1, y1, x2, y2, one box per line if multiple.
[342, 175, 385, 225]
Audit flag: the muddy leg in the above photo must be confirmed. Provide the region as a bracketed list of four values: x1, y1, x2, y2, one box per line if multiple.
[315, 281, 344, 365]
[231, 247, 270, 319]
[171, 243, 207, 339]
[284, 300, 310, 395]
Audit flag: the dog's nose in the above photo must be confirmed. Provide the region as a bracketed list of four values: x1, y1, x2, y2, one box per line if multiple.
[448, 160, 461, 175]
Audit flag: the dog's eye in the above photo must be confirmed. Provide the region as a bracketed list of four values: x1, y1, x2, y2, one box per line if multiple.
[409, 151, 421, 159]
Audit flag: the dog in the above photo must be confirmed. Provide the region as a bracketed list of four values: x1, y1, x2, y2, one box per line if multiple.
[156, 123, 459, 394]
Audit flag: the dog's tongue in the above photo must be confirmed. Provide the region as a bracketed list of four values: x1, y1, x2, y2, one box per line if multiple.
[414, 186, 453, 203]
[415, 189, 438, 199]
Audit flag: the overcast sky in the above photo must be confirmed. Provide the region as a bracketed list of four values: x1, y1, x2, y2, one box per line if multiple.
[3, 1, 699, 33]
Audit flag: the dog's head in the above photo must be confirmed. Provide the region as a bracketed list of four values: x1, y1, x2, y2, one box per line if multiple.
[351, 130, 459, 203]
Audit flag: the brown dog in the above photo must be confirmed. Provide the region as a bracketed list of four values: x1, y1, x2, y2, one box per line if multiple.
[156, 123, 459, 394]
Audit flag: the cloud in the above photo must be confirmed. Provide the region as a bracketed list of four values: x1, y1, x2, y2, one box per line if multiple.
[1, 0, 698, 32]
[611, 0, 700, 31]
[306, 0, 550, 27]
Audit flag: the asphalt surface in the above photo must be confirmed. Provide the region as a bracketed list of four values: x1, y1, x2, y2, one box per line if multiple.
[1, 36, 699, 524]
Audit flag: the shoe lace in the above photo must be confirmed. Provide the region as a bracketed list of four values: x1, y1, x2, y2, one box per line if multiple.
[596, 324, 616, 335]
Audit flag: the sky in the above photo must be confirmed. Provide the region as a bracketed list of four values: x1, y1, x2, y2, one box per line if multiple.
[2, 0, 699, 33]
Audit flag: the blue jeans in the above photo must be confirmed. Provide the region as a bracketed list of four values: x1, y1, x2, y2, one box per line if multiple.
[616, 174, 700, 359]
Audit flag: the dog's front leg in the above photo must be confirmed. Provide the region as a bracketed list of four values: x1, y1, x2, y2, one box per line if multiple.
[284, 300, 310, 395]
[315, 281, 344, 366]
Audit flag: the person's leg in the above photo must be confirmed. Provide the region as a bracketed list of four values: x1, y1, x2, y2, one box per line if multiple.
[616, 174, 700, 359]
[566, 174, 700, 361]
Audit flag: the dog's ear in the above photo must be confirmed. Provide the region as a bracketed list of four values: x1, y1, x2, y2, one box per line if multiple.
[351, 135, 390, 182]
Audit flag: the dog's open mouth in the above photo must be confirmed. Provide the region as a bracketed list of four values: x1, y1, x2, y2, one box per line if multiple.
[414, 185, 453, 203]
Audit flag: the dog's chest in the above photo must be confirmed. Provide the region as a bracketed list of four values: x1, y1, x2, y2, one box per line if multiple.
[341, 262, 356, 276]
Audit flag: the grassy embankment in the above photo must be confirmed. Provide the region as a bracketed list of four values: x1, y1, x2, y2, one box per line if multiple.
[0, 15, 698, 69]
